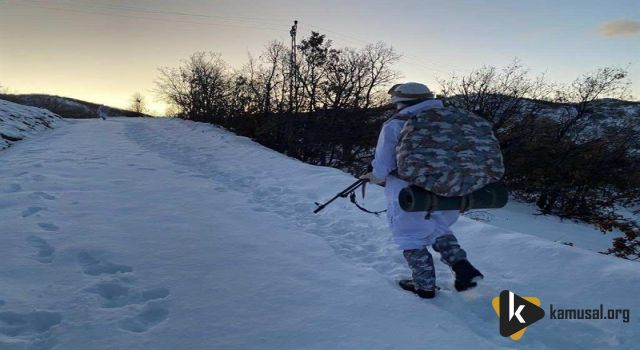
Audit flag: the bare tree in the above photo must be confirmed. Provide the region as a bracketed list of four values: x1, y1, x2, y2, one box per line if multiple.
[553, 66, 631, 141]
[361, 42, 401, 108]
[532, 66, 633, 213]
[439, 60, 553, 133]
[248, 41, 287, 115]
[323, 48, 358, 109]
[155, 52, 230, 122]
[129, 92, 147, 115]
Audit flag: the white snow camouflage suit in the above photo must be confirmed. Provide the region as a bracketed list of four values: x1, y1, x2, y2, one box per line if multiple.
[371, 99, 460, 250]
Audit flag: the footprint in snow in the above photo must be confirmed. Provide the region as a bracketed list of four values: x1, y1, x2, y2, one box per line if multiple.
[117, 302, 169, 333]
[84, 281, 170, 308]
[37, 223, 59, 232]
[21, 206, 46, 218]
[32, 174, 46, 182]
[29, 192, 56, 200]
[2, 184, 22, 193]
[0, 310, 62, 337]
[77, 252, 133, 276]
[26, 236, 55, 263]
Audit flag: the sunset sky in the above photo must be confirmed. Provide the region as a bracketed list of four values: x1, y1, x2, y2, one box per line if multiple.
[1, 0, 639, 115]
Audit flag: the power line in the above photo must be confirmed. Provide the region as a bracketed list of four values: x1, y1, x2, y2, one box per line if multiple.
[303, 22, 458, 75]
[12, 0, 291, 33]
[7, 0, 462, 77]
[297, 21, 461, 75]
[61, 0, 291, 27]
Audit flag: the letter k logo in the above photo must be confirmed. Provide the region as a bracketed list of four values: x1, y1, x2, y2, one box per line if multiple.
[492, 290, 545, 340]
[509, 291, 525, 323]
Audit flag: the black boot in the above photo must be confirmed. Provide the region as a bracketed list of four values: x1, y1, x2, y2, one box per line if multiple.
[398, 279, 436, 299]
[452, 260, 484, 291]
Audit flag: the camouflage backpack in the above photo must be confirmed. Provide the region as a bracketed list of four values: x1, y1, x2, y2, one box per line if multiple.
[395, 107, 505, 197]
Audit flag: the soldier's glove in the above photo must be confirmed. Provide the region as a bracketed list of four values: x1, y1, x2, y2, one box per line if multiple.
[359, 172, 385, 185]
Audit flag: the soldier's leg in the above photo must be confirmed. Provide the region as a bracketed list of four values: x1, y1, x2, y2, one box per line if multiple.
[432, 233, 467, 266]
[402, 246, 436, 298]
[432, 233, 483, 291]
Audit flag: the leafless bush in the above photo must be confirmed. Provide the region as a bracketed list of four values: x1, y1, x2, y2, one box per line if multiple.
[155, 52, 230, 123]
[439, 59, 553, 133]
[129, 92, 147, 115]
[441, 62, 639, 259]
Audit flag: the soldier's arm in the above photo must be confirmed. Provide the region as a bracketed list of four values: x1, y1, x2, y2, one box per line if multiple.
[371, 121, 401, 181]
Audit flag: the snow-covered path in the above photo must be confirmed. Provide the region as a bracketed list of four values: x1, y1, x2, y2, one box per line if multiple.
[1, 118, 638, 349]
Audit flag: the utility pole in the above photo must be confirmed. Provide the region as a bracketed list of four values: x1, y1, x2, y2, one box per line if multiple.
[289, 20, 298, 113]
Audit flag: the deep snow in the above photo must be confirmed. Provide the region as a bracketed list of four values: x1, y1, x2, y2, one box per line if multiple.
[0, 117, 638, 350]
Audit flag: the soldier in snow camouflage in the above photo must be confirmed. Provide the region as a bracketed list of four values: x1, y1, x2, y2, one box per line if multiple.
[395, 107, 505, 197]
[361, 82, 486, 298]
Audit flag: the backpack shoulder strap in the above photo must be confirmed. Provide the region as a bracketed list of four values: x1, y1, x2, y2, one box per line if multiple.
[386, 112, 411, 123]
[393, 114, 411, 121]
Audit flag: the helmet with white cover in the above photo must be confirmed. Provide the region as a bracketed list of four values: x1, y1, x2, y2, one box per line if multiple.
[388, 82, 434, 104]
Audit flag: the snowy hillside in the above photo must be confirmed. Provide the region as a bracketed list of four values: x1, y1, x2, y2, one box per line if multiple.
[0, 94, 148, 119]
[0, 99, 62, 150]
[0, 117, 638, 349]
[449, 95, 640, 135]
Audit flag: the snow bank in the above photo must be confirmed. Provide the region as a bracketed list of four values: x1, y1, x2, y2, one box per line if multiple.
[0, 99, 62, 150]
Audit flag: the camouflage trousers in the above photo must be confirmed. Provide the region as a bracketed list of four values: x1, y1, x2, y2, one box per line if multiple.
[403, 234, 468, 291]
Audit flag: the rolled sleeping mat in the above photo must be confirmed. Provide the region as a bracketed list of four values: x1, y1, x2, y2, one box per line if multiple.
[399, 182, 508, 212]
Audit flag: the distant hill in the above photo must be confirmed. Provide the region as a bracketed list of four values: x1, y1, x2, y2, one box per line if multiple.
[0, 94, 152, 119]
[446, 94, 640, 135]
